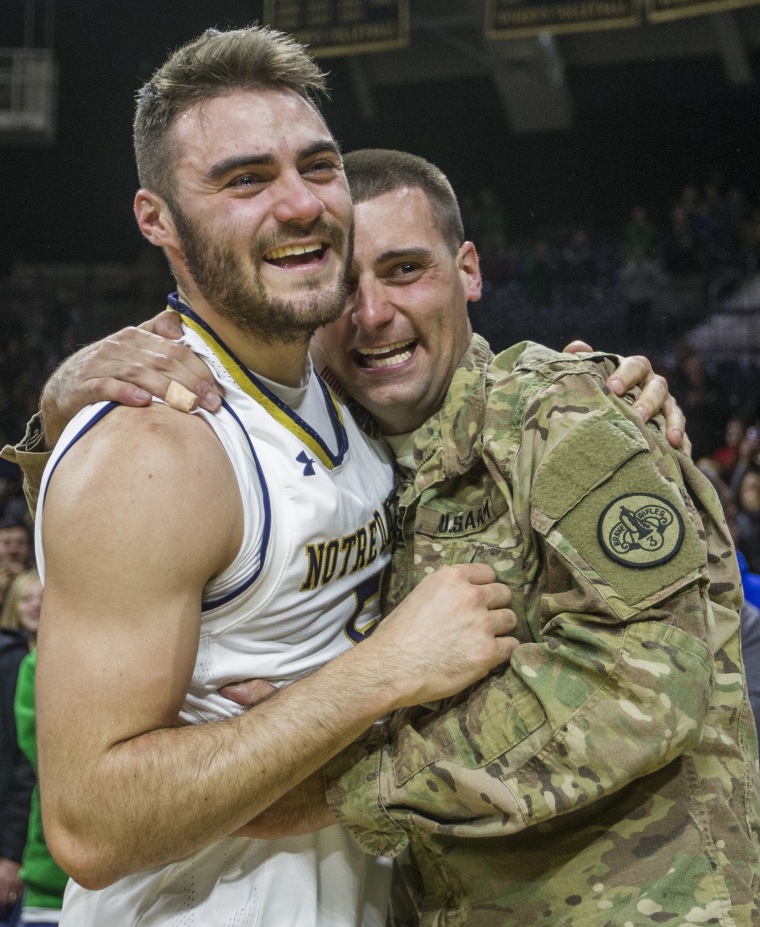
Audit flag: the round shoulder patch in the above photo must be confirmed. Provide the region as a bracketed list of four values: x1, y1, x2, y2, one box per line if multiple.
[598, 493, 684, 568]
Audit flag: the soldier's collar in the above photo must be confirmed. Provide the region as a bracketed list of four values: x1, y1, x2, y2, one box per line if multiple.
[415, 334, 493, 480]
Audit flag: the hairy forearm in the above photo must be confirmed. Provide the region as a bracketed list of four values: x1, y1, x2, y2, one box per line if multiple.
[47, 644, 396, 888]
[49, 565, 513, 885]
[232, 772, 336, 839]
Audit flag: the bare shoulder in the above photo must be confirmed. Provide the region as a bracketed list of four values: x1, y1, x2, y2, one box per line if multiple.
[43, 403, 241, 580]
[53, 402, 223, 470]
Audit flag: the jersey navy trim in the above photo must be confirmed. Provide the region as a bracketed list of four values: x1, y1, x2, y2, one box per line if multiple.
[168, 295, 349, 469]
[41, 398, 266, 613]
[200, 398, 272, 612]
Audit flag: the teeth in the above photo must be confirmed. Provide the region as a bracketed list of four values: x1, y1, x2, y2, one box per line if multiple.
[265, 242, 323, 260]
[357, 340, 414, 368]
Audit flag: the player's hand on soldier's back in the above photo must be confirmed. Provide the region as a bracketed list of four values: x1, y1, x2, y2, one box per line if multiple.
[562, 339, 687, 451]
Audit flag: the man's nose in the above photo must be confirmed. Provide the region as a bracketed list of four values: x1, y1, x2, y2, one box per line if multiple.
[272, 171, 325, 225]
[351, 280, 395, 332]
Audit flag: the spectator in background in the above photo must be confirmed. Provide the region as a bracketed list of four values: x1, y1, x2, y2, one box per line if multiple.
[0, 571, 42, 647]
[731, 423, 760, 497]
[736, 466, 760, 573]
[13, 584, 67, 927]
[0, 519, 32, 575]
[714, 417, 746, 484]
[0, 517, 34, 613]
[0, 572, 38, 924]
[670, 346, 730, 461]
[662, 204, 706, 322]
[623, 205, 658, 258]
[619, 245, 662, 352]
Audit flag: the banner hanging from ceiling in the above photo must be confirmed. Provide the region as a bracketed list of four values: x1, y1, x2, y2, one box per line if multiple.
[263, 0, 410, 57]
[646, 0, 759, 22]
[485, 0, 641, 38]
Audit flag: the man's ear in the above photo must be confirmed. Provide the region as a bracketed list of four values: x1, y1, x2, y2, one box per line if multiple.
[134, 189, 179, 250]
[458, 241, 482, 304]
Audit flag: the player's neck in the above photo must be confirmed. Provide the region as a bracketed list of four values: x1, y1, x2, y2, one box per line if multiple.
[177, 288, 311, 388]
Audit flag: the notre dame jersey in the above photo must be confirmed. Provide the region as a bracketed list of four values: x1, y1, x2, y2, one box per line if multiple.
[36, 298, 396, 927]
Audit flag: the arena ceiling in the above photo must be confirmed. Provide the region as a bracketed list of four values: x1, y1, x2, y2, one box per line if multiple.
[0, 0, 758, 262]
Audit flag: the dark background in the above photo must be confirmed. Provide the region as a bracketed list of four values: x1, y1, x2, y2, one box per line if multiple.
[1, 0, 759, 267]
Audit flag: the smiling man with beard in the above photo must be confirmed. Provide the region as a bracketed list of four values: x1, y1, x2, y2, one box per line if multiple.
[21, 27, 523, 927]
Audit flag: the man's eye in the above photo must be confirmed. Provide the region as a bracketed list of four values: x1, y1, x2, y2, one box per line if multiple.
[305, 160, 340, 177]
[396, 263, 420, 275]
[230, 174, 261, 188]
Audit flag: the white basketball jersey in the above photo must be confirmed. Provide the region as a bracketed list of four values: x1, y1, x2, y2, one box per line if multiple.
[35, 300, 396, 927]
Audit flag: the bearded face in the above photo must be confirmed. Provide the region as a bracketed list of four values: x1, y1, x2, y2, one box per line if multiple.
[173, 204, 354, 345]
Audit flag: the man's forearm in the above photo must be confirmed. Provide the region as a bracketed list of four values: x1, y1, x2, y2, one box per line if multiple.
[232, 772, 336, 839]
[44, 562, 515, 889]
[48, 642, 401, 889]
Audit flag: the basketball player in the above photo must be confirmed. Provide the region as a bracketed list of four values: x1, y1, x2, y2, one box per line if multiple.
[29, 27, 518, 927]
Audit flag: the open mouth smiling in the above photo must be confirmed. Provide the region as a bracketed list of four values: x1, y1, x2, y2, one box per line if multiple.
[355, 339, 416, 369]
[263, 242, 329, 269]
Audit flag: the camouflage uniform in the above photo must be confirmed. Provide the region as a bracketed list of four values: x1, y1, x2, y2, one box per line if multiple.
[326, 335, 760, 927]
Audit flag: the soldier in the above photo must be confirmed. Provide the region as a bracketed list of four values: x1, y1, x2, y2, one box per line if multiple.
[262, 149, 760, 926]
[4, 33, 521, 927]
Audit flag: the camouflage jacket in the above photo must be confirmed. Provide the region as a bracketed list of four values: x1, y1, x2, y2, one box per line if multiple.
[325, 335, 760, 927]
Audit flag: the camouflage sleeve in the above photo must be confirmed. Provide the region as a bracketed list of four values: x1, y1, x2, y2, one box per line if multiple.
[325, 367, 737, 857]
[0, 412, 50, 519]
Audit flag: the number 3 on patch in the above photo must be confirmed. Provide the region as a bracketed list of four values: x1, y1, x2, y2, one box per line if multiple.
[598, 493, 684, 568]
[344, 574, 382, 642]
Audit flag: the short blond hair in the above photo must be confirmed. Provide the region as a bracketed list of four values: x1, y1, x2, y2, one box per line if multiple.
[134, 25, 328, 204]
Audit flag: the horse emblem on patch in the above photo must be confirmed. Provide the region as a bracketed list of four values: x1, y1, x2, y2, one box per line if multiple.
[598, 493, 684, 568]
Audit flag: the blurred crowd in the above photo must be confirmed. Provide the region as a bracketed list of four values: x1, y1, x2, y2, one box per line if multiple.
[466, 173, 760, 358]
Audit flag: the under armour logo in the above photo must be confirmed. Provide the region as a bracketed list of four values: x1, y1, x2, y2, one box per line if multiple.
[296, 450, 316, 476]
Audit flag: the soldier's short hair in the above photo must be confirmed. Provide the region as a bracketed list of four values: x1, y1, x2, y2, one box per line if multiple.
[134, 25, 328, 205]
[343, 149, 464, 255]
